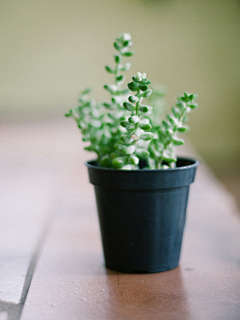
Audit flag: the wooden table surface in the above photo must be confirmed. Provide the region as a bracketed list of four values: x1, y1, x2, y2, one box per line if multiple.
[1, 120, 240, 320]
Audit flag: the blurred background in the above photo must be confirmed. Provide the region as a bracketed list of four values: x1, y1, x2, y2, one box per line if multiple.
[1, 0, 240, 204]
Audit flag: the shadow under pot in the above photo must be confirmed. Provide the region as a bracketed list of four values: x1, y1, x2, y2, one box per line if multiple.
[86, 157, 199, 273]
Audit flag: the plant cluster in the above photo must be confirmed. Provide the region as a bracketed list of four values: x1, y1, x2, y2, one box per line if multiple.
[66, 33, 198, 170]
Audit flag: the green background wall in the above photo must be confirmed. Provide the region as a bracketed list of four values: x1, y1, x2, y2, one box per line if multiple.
[1, 0, 240, 172]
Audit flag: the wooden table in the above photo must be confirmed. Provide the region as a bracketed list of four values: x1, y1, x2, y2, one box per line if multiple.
[1, 120, 240, 320]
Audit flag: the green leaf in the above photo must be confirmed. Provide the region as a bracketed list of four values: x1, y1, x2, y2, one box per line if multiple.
[65, 110, 72, 117]
[140, 89, 152, 98]
[128, 81, 139, 91]
[171, 107, 180, 118]
[129, 154, 139, 165]
[131, 128, 141, 140]
[141, 132, 154, 140]
[104, 84, 117, 94]
[188, 103, 198, 109]
[172, 137, 184, 146]
[105, 65, 115, 74]
[103, 102, 113, 109]
[128, 95, 138, 103]
[122, 51, 134, 57]
[135, 148, 150, 158]
[177, 126, 186, 132]
[166, 129, 173, 135]
[84, 145, 95, 152]
[114, 55, 121, 63]
[148, 145, 160, 158]
[81, 88, 91, 95]
[120, 120, 135, 130]
[112, 157, 126, 168]
[139, 105, 152, 114]
[139, 119, 151, 130]
[120, 135, 133, 144]
[116, 75, 124, 83]
[162, 120, 170, 129]
[128, 115, 139, 124]
[163, 151, 177, 163]
[114, 42, 121, 51]
[122, 145, 136, 155]
[139, 85, 148, 91]
[141, 79, 151, 85]
[123, 102, 136, 112]
[167, 115, 178, 126]
[99, 155, 111, 167]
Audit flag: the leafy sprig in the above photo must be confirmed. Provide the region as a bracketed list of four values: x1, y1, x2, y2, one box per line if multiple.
[66, 33, 198, 170]
[112, 72, 154, 169]
[148, 92, 198, 169]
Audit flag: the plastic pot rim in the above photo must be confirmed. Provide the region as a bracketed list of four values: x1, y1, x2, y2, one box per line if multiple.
[85, 156, 199, 172]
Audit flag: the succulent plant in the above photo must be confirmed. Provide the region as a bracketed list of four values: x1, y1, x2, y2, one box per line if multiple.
[66, 33, 198, 170]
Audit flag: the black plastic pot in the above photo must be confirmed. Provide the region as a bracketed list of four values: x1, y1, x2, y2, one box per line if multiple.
[86, 157, 198, 273]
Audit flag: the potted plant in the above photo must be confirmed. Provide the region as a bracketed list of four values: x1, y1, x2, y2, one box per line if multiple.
[66, 33, 199, 273]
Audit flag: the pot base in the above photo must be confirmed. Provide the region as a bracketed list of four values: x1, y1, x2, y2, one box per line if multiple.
[106, 260, 179, 274]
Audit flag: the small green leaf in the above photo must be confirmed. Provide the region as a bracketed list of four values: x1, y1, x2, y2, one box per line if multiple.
[162, 120, 170, 129]
[167, 115, 178, 126]
[172, 137, 184, 146]
[120, 120, 135, 130]
[128, 81, 139, 91]
[114, 55, 121, 63]
[99, 155, 111, 167]
[104, 84, 117, 94]
[163, 151, 177, 163]
[166, 129, 173, 135]
[140, 89, 152, 98]
[128, 95, 138, 103]
[129, 154, 139, 165]
[103, 103, 113, 109]
[135, 148, 150, 158]
[105, 65, 115, 74]
[139, 85, 148, 91]
[113, 42, 121, 51]
[141, 132, 154, 140]
[139, 119, 151, 130]
[141, 79, 151, 85]
[84, 145, 95, 152]
[171, 107, 180, 118]
[65, 110, 72, 117]
[81, 88, 91, 95]
[148, 145, 160, 158]
[112, 157, 125, 167]
[139, 105, 152, 114]
[122, 145, 136, 155]
[188, 103, 198, 109]
[120, 135, 133, 144]
[116, 75, 124, 82]
[177, 126, 186, 132]
[128, 115, 139, 124]
[123, 102, 136, 112]
[122, 51, 134, 57]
